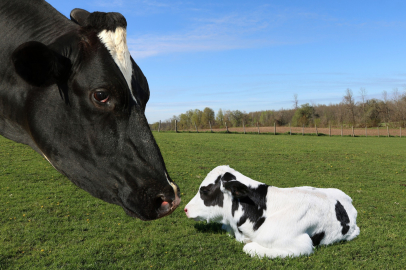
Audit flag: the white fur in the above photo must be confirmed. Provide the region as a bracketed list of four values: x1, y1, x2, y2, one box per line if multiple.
[185, 165, 360, 259]
[98, 27, 136, 103]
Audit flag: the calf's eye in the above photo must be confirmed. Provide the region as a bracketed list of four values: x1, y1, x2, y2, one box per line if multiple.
[93, 91, 110, 103]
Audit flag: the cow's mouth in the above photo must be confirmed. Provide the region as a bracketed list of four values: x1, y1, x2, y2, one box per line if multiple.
[155, 195, 181, 219]
[121, 195, 181, 221]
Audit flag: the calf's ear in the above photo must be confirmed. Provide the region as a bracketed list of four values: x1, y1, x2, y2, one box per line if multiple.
[223, 181, 249, 198]
[221, 172, 236, 182]
[12, 41, 71, 87]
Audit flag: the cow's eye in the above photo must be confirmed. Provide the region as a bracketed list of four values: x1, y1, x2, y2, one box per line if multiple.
[93, 91, 110, 103]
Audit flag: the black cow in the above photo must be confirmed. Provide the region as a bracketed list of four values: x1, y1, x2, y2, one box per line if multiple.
[0, 0, 180, 220]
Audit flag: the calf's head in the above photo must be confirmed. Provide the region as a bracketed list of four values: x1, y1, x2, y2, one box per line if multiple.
[11, 9, 180, 220]
[184, 166, 258, 222]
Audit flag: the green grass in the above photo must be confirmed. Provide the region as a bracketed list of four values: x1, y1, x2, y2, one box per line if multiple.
[1, 133, 405, 269]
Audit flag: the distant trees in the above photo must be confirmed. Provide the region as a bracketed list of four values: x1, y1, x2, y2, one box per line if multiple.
[363, 99, 381, 127]
[226, 110, 244, 127]
[216, 109, 224, 127]
[201, 107, 215, 127]
[191, 109, 202, 128]
[150, 88, 406, 130]
[343, 88, 356, 126]
[389, 88, 406, 127]
[291, 103, 316, 127]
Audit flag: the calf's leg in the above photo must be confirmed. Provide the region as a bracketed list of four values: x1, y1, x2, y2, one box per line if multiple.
[243, 234, 314, 259]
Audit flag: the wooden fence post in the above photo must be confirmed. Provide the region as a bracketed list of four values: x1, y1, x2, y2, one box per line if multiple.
[194, 122, 198, 133]
[175, 120, 177, 133]
[302, 124, 304, 136]
[365, 126, 367, 137]
[274, 122, 276, 135]
[378, 127, 379, 137]
[341, 125, 343, 137]
[289, 123, 291, 135]
[209, 121, 212, 132]
[158, 120, 161, 132]
[243, 120, 246, 134]
[387, 126, 389, 137]
[329, 124, 331, 137]
[316, 124, 318, 136]
[257, 122, 260, 134]
[401, 127, 402, 138]
[352, 126, 354, 137]
[225, 122, 229, 133]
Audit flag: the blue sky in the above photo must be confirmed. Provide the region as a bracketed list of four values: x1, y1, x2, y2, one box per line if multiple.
[48, 0, 406, 123]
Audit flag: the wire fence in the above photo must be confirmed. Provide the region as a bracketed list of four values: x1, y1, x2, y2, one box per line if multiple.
[153, 120, 404, 138]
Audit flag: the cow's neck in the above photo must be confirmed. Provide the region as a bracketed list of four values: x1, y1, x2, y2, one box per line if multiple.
[0, 0, 77, 47]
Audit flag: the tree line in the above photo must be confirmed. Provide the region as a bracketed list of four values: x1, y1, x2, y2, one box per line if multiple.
[150, 88, 406, 131]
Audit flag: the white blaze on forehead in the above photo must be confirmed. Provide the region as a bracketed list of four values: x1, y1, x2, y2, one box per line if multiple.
[98, 27, 137, 103]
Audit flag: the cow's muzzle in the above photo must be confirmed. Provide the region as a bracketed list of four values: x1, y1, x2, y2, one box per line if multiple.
[155, 184, 181, 219]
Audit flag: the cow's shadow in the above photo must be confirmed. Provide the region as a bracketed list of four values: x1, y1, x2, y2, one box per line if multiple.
[194, 222, 225, 234]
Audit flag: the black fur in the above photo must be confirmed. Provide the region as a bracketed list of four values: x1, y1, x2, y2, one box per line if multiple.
[70, 8, 90, 26]
[253, 216, 266, 231]
[12, 41, 71, 87]
[71, 9, 127, 32]
[226, 182, 268, 231]
[335, 201, 350, 235]
[199, 176, 224, 207]
[310, 231, 325, 246]
[221, 172, 236, 182]
[87, 12, 127, 32]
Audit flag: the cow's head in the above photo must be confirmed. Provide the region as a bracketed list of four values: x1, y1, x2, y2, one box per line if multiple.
[185, 166, 266, 223]
[11, 9, 180, 220]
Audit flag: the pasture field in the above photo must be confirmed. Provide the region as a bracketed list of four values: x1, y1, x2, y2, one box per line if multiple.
[0, 133, 405, 269]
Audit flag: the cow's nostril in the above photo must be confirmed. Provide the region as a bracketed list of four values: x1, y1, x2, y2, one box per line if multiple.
[161, 201, 169, 207]
[184, 208, 188, 213]
[159, 200, 171, 212]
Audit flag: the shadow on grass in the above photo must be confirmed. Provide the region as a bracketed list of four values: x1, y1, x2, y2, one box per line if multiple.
[194, 222, 224, 234]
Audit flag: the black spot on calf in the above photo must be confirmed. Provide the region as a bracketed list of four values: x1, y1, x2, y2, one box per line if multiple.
[335, 201, 350, 235]
[199, 176, 224, 207]
[311, 231, 325, 246]
[228, 183, 268, 231]
[253, 217, 266, 231]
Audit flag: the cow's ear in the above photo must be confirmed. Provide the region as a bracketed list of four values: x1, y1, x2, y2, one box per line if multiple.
[223, 181, 249, 198]
[70, 8, 91, 26]
[12, 41, 71, 87]
[131, 57, 150, 111]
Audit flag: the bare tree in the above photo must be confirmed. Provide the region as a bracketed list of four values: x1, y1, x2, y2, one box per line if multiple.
[216, 109, 224, 127]
[381, 90, 389, 124]
[359, 88, 367, 111]
[293, 93, 298, 109]
[392, 88, 406, 127]
[343, 88, 356, 126]
[358, 88, 367, 126]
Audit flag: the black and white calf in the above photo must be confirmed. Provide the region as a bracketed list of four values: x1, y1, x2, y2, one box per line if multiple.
[184, 166, 360, 258]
